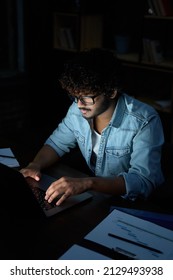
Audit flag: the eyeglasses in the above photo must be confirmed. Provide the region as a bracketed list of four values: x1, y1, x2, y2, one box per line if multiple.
[68, 93, 102, 105]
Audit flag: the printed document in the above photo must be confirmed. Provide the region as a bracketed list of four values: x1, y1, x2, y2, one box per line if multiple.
[85, 209, 173, 259]
[0, 148, 20, 167]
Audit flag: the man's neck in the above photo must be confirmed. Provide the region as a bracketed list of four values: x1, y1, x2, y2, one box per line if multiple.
[94, 102, 116, 134]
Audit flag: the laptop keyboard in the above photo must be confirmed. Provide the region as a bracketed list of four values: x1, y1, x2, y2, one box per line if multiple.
[25, 177, 57, 211]
[30, 185, 57, 210]
[24, 174, 93, 217]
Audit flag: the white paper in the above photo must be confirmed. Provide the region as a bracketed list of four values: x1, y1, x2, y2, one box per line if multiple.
[85, 209, 173, 260]
[0, 148, 20, 167]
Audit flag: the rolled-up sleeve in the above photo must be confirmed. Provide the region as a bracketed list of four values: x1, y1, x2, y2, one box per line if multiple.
[45, 105, 77, 157]
[120, 114, 165, 199]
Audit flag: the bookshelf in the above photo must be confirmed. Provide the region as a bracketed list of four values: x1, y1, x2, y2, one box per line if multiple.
[53, 12, 103, 51]
[102, 0, 173, 143]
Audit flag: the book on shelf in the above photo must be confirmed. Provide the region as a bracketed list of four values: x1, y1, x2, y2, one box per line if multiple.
[150, 39, 164, 63]
[147, 0, 173, 16]
[158, 0, 166, 15]
[147, 0, 157, 15]
[151, 0, 163, 16]
[142, 38, 153, 62]
[64, 28, 75, 49]
[56, 27, 75, 50]
[142, 38, 163, 64]
[158, 0, 173, 16]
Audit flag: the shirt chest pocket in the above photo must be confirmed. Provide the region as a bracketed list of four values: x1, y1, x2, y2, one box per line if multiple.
[105, 146, 130, 175]
[106, 147, 130, 157]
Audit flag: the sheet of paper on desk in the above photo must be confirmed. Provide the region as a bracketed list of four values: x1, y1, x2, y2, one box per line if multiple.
[110, 206, 173, 230]
[85, 209, 173, 260]
[0, 148, 20, 167]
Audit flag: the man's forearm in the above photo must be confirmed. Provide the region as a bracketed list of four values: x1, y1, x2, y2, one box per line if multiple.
[31, 144, 60, 170]
[89, 176, 126, 196]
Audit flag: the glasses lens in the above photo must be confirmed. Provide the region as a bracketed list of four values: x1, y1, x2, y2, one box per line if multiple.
[80, 96, 94, 105]
[68, 94, 97, 105]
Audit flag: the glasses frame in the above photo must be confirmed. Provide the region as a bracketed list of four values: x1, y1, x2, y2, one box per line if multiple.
[68, 93, 102, 105]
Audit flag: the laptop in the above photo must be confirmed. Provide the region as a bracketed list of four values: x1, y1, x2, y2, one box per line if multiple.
[0, 163, 92, 218]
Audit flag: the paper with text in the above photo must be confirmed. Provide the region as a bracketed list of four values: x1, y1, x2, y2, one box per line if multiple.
[85, 209, 173, 259]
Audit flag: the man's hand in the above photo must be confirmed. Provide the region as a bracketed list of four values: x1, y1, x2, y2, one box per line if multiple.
[20, 162, 41, 181]
[45, 176, 91, 206]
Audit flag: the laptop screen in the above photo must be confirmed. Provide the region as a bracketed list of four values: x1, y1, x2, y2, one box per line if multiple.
[0, 162, 44, 219]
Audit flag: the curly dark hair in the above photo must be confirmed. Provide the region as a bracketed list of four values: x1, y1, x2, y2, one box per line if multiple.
[59, 48, 122, 97]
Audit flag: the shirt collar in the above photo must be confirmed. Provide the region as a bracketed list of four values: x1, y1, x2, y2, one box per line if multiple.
[111, 94, 126, 128]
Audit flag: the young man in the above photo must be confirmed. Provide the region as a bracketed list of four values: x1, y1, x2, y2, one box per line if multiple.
[20, 48, 164, 205]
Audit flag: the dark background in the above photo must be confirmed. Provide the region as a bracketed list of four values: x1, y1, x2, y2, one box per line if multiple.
[0, 0, 173, 157]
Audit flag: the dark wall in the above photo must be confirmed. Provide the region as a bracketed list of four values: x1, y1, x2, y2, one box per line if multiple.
[0, 1, 72, 140]
[0, 0, 172, 145]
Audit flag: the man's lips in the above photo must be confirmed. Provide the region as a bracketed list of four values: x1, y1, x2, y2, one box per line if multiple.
[79, 108, 90, 114]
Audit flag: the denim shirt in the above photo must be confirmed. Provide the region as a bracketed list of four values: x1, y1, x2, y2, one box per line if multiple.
[45, 93, 164, 200]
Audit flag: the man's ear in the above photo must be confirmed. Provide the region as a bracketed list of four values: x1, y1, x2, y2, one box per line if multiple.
[110, 90, 118, 99]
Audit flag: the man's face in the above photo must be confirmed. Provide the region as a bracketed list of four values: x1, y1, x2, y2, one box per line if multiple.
[77, 93, 113, 120]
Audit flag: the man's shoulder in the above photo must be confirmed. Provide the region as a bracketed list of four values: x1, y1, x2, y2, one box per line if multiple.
[122, 93, 158, 117]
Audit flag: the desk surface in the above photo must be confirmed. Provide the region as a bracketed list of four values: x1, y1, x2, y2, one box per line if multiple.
[1, 161, 172, 260]
[1, 136, 173, 260]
